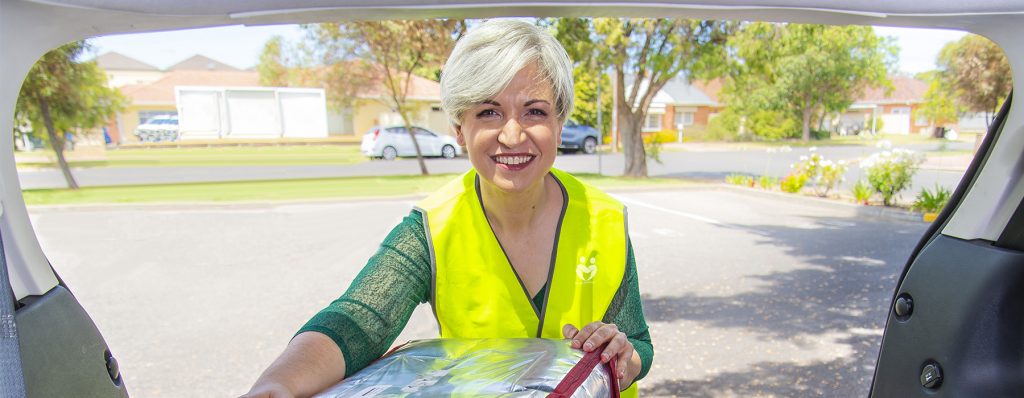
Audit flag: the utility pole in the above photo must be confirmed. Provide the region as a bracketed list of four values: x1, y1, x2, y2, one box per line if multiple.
[611, 70, 618, 153]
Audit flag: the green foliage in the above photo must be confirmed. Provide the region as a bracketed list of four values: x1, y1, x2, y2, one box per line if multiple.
[569, 67, 612, 139]
[912, 185, 952, 213]
[937, 34, 1012, 128]
[258, 36, 289, 87]
[861, 148, 924, 206]
[914, 71, 961, 128]
[758, 175, 779, 190]
[705, 111, 741, 141]
[577, 18, 736, 176]
[643, 136, 664, 164]
[725, 173, 752, 186]
[303, 20, 466, 175]
[748, 110, 798, 140]
[780, 173, 807, 193]
[791, 151, 847, 197]
[16, 40, 125, 188]
[851, 179, 873, 204]
[723, 23, 896, 140]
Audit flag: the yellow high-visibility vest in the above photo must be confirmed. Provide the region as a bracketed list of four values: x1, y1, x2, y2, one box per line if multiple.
[416, 168, 638, 397]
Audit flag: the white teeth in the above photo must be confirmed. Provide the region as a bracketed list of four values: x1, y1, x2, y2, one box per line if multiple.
[495, 155, 532, 165]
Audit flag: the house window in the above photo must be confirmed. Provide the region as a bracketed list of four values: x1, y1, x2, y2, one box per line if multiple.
[890, 107, 911, 115]
[674, 111, 694, 127]
[644, 113, 663, 131]
[138, 110, 176, 124]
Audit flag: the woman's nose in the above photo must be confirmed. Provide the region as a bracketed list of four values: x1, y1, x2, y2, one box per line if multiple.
[498, 118, 526, 147]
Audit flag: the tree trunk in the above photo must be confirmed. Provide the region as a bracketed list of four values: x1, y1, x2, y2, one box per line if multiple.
[620, 108, 647, 178]
[38, 96, 79, 189]
[401, 116, 429, 176]
[801, 108, 813, 141]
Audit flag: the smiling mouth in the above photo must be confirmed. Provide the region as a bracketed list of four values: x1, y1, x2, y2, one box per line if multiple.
[491, 154, 536, 171]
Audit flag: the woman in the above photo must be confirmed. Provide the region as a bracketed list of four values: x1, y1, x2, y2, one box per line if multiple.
[244, 20, 652, 398]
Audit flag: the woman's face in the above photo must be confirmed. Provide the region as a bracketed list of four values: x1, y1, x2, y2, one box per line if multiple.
[456, 63, 562, 193]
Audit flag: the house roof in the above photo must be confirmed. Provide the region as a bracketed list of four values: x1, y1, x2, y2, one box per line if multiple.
[857, 76, 928, 105]
[625, 76, 722, 107]
[359, 73, 440, 101]
[94, 51, 160, 71]
[300, 62, 441, 101]
[167, 55, 240, 71]
[120, 70, 260, 104]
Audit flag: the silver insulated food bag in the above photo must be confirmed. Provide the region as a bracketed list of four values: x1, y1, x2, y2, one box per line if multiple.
[313, 338, 621, 397]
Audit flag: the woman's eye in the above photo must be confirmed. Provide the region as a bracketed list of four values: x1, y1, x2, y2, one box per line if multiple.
[527, 109, 548, 117]
[476, 109, 500, 118]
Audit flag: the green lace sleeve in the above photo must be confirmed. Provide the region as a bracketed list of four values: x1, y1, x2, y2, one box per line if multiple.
[603, 239, 654, 383]
[298, 210, 654, 381]
[297, 211, 431, 377]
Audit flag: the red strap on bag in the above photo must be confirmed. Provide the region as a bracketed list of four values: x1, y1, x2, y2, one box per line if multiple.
[548, 344, 621, 398]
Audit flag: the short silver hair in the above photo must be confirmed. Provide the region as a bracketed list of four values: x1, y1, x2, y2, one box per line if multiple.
[440, 19, 574, 127]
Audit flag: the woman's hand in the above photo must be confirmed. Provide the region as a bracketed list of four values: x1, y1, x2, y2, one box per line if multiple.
[563, 322, 636, 386]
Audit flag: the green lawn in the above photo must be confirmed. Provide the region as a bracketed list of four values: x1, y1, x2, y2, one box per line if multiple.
[17, 145, 368, 168]
[22, 173, 691, 206]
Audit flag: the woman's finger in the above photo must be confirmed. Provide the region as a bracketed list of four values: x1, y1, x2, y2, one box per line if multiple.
[582, 323, 618, 352]
[615, 336, 633, 383]
[600, 331, 628, 363]
[562, 324, 579, 339]
[572, 321, 604, 349]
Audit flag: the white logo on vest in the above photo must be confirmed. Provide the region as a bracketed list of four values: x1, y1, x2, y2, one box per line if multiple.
[576, 256, 597, 282]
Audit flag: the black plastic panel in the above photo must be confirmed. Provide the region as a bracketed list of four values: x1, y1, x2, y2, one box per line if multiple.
[16, 285, 129, 398]
[870, 235, 1024, 397]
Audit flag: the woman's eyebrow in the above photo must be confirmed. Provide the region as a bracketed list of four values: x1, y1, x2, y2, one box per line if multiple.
[524, 99, 551, 106]
[482, 100, 501, 106]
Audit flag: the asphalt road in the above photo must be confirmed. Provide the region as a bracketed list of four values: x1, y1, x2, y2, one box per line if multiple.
[30, 186, 927, 397]
[18, 143, 970, 196]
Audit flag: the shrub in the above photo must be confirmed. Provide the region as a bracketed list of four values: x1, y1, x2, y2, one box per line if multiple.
[861, 149, 924, 206]
[705, 111, 741, 141]
[791, 150, 848, 197]
[912, 185, 952, 213]
[758, 175, 779, 190]
[780, 173, 807, 193]
[725, 174, 754, 187]
[852, 179, 873, 205]
[748, 110, 799, 140]
[815, 159, 848, 197]
[645, 130, 678, 144]
[811, 128, 831, 140]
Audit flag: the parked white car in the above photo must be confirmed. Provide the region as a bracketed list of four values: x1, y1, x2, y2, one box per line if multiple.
[360, 125, 462, 160]
[134, 115, 179, 142]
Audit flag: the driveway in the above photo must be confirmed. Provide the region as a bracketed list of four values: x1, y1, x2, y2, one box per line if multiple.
[30, 186, 926, 396]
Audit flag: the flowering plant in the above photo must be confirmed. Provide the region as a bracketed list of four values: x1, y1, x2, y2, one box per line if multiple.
[860, 149, 924, 206]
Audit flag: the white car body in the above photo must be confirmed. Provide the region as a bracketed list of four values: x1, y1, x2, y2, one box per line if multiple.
[4, 2, 1024, 398]
[360, 126, 462, 160]
[133, 115, 179, 142]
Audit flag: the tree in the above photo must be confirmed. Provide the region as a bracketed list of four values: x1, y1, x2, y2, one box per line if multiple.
[16, 41, 124, 189]
[724, 23, 895, 141]
[257, 35, 289, 87]
[304, 20, 465, 175]
[915, 70, 962, 132]
[586, 18, 733, 177]
[549, 18, 612, 141]
[937, 34, 1011, 128]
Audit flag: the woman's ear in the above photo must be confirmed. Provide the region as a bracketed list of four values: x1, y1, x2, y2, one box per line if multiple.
[455, 124, 466, 146]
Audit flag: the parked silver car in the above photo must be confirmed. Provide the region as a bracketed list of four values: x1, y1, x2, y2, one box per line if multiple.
[360, 125, 462, 160]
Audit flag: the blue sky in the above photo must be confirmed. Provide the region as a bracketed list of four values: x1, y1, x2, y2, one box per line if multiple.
[90, 23, 967, 75]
